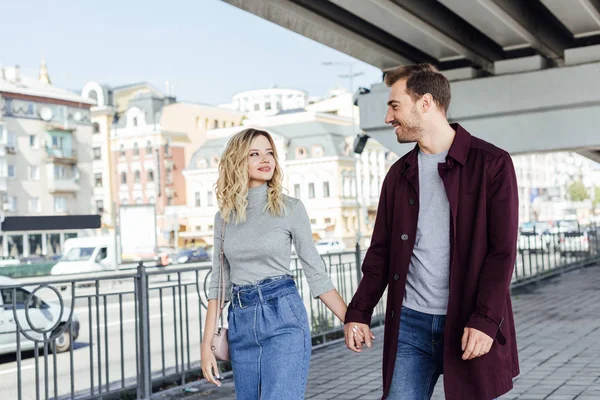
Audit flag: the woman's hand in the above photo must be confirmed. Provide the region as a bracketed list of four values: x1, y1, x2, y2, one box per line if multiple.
[201, 344, 221, 387]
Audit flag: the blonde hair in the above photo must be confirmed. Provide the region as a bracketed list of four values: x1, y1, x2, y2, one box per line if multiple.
[216, 128, 286, 223]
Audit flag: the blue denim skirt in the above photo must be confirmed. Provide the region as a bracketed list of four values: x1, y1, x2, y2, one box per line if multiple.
[228, 275, 311, 400]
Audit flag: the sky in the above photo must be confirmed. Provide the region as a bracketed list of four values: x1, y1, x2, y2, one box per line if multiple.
[0, 0, 383, 105]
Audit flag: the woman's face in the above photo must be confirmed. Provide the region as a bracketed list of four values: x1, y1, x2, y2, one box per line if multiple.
[247, 135, 275, 188]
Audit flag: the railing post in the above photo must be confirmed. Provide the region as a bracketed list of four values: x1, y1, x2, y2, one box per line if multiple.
[355, 242, 362, 286]
[136, 262, 152, 399]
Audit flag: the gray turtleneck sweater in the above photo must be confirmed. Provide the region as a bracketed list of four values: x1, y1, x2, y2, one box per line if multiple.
[208, 183, 335, 301]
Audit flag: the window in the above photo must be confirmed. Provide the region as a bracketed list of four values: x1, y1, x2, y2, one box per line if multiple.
[93, 147, 102, 160]
[324, 218, 331, 224]
[135, 198, 142, 205]
[120, 171, 127, 185]
[195, 192, 201, 207]
[310, 219, 316, 225]
[308, 183, 315, 199]
[254, 104, 260, 111]
[312, 145, 324, 158]
[29, 135, 39, 149]
[207, 191, 214, 206]
[167, 196, 173, 206]
[0, 124, 4, 142]
[7, 131, 16, 147]
[146, 141, 152, 155]
[134, 170, 141, 183]
[88, 91, 98, 105]
[95, 247, 108, 263]
[29, 197, 41, 212]
[323, 182, 330, 198]
[132, 117, 138, 127]
[208, 224, 213, 231]
[296, 147, 307, 159]
[54, 165, 66, 179]
[196, 117, 203, 130]
[121, 198, 128, 205]
[92, 122, 100, 134]
[96, 200, 104, 214]
[196, 226, 202, 231]
[164, 142, 170, 156]
[7, 196, 17, 212]
[29, 166, 40, 180]
[94, 173, 103, 187]
[213, 120, 219, 129]
[1, 288, 44, 309]
[294, 184, 301, 198]
[54, 196, 67, 212]
[147, 170, 154, 182]
[8, 165, 15, 179]
[166, 167, 172, 183]
[265, 102, 272, 110]
[51, 135, 64, 149]
[148, 197, 155, 204]
[120, 144, 125, 157]
[133, 142, 140, 157]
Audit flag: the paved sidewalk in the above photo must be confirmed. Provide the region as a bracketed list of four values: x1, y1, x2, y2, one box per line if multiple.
[157, 265, 600, 400]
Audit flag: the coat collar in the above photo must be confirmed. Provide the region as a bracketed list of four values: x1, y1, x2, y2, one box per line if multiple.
[400, 123, 471, 174]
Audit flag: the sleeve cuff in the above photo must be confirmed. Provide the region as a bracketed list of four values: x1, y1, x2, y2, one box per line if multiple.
[465, 312, 503, 340]
[344, 308, 372, 325]
[309, 278, 336, 299]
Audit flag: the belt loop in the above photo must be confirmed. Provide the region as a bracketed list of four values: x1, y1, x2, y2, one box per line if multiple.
[237, 291, 247, 309]
[257, 285, 264, 303]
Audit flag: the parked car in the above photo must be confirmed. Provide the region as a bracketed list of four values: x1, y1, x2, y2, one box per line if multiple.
[0, 276, 80, 354]
[559, 231, 590, 257]
[172, 248, 211, 264]
[315, 239, 346, 255]
[50, 237, 114, 276]
[518, 232, 548, 254]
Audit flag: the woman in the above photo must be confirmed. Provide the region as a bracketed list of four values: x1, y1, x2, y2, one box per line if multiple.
[201, 128, 351, 399]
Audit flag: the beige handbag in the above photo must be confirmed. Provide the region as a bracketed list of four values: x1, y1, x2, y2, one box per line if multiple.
[211, 220, 229, 361]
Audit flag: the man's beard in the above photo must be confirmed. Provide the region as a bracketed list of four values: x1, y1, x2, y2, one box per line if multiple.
[394, 108, 424, 144]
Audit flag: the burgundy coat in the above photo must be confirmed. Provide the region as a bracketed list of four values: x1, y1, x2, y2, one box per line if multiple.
[345, 124, 520, 399]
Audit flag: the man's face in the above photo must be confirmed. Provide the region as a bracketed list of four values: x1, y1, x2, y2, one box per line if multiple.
[384, 79, 424, 144]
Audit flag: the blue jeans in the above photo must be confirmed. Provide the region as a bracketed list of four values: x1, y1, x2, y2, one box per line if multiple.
[388, 307, 497, 400]
[388, 306, 446, 400]
[228, 275, 311, 400]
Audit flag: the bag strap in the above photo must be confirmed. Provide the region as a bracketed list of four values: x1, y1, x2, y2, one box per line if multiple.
[215, 219, 227, 330]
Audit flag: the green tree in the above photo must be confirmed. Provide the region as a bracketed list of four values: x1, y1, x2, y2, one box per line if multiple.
[593, 186, 600, 210]
[568, 180, 589, 201]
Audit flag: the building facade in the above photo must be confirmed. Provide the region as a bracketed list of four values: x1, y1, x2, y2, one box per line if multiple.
[230, 88, 308, 119]
[0, 62, 95, 258]
[179, 111, 396, 249]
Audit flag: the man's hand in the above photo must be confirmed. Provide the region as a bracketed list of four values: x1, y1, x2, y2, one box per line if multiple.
[344, 323, 375, 353]
[461, 327, 493, 360]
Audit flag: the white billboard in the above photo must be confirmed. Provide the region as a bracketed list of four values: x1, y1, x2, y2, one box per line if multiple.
[119, 205, 157, 263]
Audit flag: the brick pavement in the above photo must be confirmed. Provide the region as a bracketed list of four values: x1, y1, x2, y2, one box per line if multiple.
[157, 265, 600, 400]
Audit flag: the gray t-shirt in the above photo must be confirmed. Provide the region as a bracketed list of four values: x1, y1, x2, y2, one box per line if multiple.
[208, 183, 335, 301]
[403, 150, 451, 315]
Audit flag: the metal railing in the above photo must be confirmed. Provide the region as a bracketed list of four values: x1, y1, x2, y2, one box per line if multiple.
[1, 223, 599, 400]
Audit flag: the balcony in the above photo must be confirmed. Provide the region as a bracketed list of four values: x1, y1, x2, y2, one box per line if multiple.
[48, 178, 80, 193]
[45, 147, 77, 164]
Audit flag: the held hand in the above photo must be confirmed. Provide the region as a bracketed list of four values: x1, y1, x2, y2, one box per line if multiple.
[344, 323, 375, 353]
[461, 327, 493, 360]
[201, 345, 222, 387]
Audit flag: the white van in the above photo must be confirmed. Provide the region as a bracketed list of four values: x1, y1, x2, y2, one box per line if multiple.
[0, 276, 80, 354]
[50, 236, 115, 276]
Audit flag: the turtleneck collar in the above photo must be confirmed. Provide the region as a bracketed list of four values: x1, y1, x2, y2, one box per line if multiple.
[247, 183, 268, 209]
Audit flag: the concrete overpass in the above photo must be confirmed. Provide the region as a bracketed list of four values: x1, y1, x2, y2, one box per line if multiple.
[222, 0, 600, 161]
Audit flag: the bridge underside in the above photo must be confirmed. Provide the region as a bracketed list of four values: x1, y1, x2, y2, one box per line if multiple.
[223, 0, 600, 161]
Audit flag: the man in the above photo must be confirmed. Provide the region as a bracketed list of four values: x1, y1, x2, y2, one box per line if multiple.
[344, 64, 519, 400]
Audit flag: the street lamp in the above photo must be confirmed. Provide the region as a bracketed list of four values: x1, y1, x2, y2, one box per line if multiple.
[322, 61, 367, 248]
